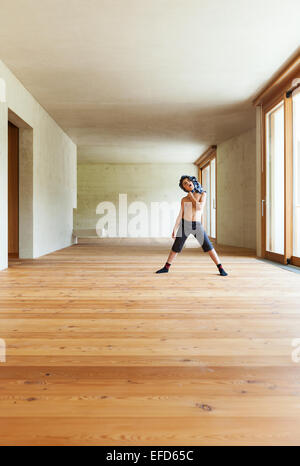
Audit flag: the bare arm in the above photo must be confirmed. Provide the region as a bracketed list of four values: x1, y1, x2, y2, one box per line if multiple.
[187, 192, 206, 212]
[172, 201, 183, 237]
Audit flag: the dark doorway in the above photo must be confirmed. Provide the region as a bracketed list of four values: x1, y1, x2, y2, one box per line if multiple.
[8, 121, 19, 258]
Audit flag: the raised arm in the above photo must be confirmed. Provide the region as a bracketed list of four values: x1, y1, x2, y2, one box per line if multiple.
[187, 191, 206, 213]
[197, 192, 206, 212]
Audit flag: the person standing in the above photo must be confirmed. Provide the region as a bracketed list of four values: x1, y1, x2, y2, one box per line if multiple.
[155, 175, 228, 276]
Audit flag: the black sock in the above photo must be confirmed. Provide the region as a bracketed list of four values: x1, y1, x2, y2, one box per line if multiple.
[217, 263, 228, 276]
[156, 262, 171, 274]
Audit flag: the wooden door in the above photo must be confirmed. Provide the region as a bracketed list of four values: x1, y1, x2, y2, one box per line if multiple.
[291, 91, 300, 266]
[8, 121, 19, 258]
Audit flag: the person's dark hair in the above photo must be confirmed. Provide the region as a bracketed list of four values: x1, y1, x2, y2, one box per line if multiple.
[179, 175, 205, 194]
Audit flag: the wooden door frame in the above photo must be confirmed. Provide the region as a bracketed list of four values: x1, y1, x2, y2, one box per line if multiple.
[284, 94, 293, 263]
[290, 91, 300, 266]
[255, 52, 300, 266]
[200, 162, 211, 236]
[261, 96, 285, 263]
[261, 92, 294, 265]
[7, 108, 34, 261]
[195, 146, 217, 241]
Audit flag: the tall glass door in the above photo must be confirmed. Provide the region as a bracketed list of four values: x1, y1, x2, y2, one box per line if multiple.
[259, 64, 300, 269]
[200, 156, 216, 240]
[292, 91, 300, 265]
[264, 101, 285, 261]
[201, 164, 211, 235]
[210, 157, 216, 239]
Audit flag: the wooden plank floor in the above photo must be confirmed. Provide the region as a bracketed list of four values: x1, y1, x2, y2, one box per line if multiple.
[1, 238, 300, 445]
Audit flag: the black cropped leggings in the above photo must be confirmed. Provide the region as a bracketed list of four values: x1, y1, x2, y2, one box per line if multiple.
[171, 219, 213, 253]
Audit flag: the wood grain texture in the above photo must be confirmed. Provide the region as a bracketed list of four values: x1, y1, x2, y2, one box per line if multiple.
[1, 239, 300, 445]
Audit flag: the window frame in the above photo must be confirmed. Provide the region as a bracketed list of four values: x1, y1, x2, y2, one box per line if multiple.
[254, 53, 300, 265]
[291, 91, 300, 266]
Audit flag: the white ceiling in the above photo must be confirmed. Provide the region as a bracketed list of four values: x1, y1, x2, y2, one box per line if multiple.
[0, 0, 300, 163]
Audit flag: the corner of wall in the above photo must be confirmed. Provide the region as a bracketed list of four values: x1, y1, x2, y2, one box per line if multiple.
[19, 127, 34, 258]
[0, 77, 8, 271]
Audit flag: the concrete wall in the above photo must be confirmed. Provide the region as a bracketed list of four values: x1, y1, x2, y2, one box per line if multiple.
[76, 163, 197, 237]
[217, 127, 256, 249]
[0, 60, 77, 270]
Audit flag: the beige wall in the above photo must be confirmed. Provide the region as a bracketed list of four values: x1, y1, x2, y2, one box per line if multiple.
[0, 60, 77, 270]
[77, 147, 257, 247]
[76, 163, 197, 236]
[217, 127, 256, 249]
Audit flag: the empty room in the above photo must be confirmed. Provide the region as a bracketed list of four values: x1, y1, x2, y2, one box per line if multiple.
[0, 0, 300, 449]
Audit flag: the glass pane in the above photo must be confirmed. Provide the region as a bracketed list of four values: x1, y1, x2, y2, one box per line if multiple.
[293, 92, 300, 258]
[202, 165, 211, 236]
[265, 102, 285, 255]
[210, 157, 216, 238]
